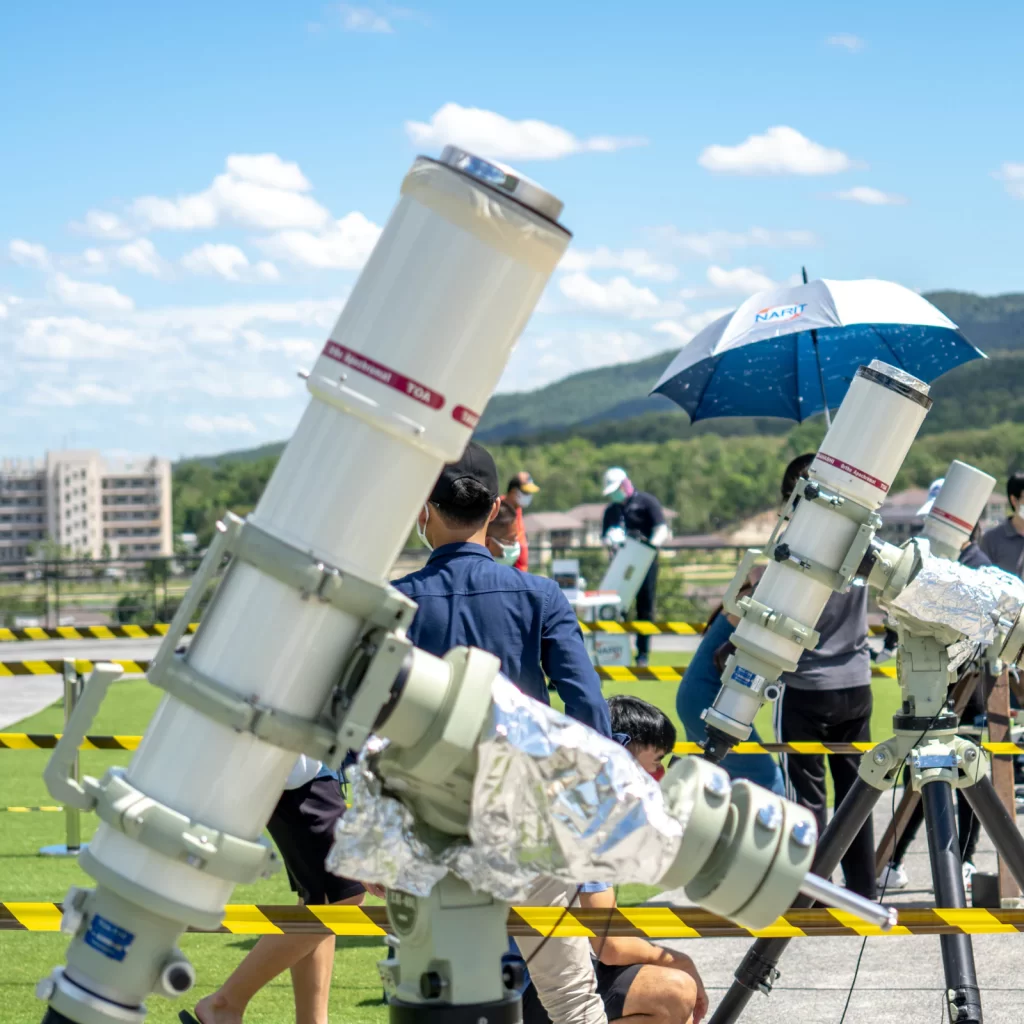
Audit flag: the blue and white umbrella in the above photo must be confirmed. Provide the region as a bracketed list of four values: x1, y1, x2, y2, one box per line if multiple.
[651, 277, 984, 426]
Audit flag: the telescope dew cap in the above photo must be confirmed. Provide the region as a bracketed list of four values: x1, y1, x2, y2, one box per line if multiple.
[430, 440, 500, 505]
[917, 478, 944, 517]
[602, 467, 629, 497]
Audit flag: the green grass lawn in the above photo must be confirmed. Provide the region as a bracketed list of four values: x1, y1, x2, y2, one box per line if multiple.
[1, 662, 901, 1022]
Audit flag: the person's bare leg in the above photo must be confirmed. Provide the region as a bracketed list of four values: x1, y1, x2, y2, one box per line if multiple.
[191, 893, 364, 1024]
[611, 965, 697, 1024]
[290, 933, 337, 1024]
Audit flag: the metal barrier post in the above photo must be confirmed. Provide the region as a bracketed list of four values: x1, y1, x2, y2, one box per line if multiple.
[39, 658, 84, 857]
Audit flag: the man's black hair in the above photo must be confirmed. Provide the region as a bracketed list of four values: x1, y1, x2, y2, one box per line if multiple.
[607, 694, 676, 753]
[507, 477, 522, 493]
[781, 452, 816, 502]
[432, 477, 496, 529]
[1008, 472, 1024, 508]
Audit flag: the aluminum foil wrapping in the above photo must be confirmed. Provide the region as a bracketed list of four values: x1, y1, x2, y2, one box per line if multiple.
[450, 677, 687, 901]
[326, 677, 689, 901]
[326, 736, 447, 897]
[867, 359, 929, 394]
[890, 555, 1024, 646]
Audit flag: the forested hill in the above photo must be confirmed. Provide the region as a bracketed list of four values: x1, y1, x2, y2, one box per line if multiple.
[476, 290, 1024, 442]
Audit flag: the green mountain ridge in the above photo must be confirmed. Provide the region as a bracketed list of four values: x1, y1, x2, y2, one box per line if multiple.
[183, 289, 1024, 467]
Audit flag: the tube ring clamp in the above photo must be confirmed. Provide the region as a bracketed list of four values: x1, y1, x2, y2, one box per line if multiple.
[82, 768, 278, 884]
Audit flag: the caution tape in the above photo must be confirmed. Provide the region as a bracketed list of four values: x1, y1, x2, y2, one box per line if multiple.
[0, 624, 198, 643]
[0, 806, 63, 813]
[2, 733, 1022, 756]
[0, 659, 899, 681]
[0, 904, 1021, 937]
[0, 658, 151, 677]
[0, 621, 892, 641]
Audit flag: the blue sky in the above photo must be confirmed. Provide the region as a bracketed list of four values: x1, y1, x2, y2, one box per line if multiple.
[2, 1, 1022, 459]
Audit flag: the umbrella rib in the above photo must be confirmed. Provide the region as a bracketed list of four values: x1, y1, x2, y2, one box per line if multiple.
[794, 329, 802, 422]
[871, 324, 906, 369]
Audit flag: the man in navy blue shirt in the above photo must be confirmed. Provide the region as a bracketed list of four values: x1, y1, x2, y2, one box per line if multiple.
[393, 441, 611, 1024]
[393, 442, 611, 738]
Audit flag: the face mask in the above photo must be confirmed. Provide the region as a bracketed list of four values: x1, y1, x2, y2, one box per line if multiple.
[416, 503, 433, 551]
[517, 493, 533, 509]
[610, 488, 626, 503]
[493, 540, 521, 566]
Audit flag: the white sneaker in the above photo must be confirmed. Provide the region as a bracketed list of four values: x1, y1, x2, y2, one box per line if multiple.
[877, 862, 909, 890]
[962, 861, 977, 892]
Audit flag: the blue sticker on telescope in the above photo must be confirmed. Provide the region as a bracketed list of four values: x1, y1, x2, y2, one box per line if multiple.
[83, 914, 135, 962]
[730, 666, 759, 688]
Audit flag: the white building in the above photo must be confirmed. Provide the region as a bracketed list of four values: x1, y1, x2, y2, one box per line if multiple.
[0, 450, 172, 563]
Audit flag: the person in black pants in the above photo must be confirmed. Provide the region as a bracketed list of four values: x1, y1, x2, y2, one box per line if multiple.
[600, 467, 669, 667]
[773, 453, 876, 900]
[877, 513, 994, 892]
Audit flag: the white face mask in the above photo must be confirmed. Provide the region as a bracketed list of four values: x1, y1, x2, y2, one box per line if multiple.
[493, 539, 521, 566]
[517, 493, 533, 509]
[416, 503, 433, 551]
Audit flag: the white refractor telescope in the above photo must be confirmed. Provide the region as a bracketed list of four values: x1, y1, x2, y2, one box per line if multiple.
[38, 150, 890, 1024]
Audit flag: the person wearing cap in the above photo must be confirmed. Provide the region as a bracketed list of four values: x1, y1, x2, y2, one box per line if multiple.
[876, 480, 993, 892]
[504, 470, 539, 571]
[600, 468, 669, 667]
[393, 442, 612, 1024]
[981, 472, 1024, 578]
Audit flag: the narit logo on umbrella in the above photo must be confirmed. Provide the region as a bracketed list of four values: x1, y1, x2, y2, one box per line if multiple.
[754, 302, 808, 323]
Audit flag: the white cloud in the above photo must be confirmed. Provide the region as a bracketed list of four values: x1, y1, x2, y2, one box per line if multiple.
[259, 212, 381, 269]
[558, 246, 676, 281]
[49, 273, 134, 311]
[558, 272, 662, 317]
[116, 238, 167, 277]
[707, 265, 776, 294]
[9, 239, 51, 270]
[132, 153, 330, 231]
[28, 380, 133, 407]
[181, 243, 280, 282]
[659, 226, 817, 259]
[0, 302, 7, 319]
[405, 103, 647, 161]
[15, 317, 146, 360]
[224, 154, 311, 192]
[83, 248, 108, 271]
[73, 209, 134, 240]
[832, 186, 907, 206]
[184, 413, 258, 435]
[699, 126, 854, 175]
[338, 4, 393, 31]
[993, 163, 1024, 199]
[826, 34, 864, 51]
[193, 369, 295, 399]
[241, 332, 321, 359]
[653, 308, 733, 345]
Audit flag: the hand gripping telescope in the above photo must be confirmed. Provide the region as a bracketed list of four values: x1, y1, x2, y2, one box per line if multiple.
[37, 150, 891, 1024]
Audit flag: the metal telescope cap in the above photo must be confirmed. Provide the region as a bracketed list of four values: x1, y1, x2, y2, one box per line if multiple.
[439, 145, 564, 222]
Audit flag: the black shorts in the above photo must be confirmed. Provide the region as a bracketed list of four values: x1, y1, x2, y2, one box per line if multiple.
[520, 961, 642, 1024]
[266, 774, 364, 905]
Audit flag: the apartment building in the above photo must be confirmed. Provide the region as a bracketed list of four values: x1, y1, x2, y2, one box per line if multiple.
[0, 450, 172, 563]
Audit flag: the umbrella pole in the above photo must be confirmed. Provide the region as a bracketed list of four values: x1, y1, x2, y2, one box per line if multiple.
[802, 266, 831, 428]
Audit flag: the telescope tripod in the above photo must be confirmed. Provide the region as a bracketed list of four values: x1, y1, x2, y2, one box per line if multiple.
[710, 640, 1024, 1024]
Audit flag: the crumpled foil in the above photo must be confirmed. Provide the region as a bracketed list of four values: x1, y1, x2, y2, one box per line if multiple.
[867, 359, 929, 395]
[890, 556, 1024, 646]
[326, 677, 688, 901]
[326, 736, 447, 897]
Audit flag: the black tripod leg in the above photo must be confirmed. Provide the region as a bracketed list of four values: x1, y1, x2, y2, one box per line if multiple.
[922, 781, 983, 1024]
[709, 776, 883, 1024]
[962, 774, 1024, 892]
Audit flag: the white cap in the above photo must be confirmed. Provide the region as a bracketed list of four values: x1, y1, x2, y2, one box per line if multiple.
[602, 467, 629, 496]
[917, 478, 944, 517]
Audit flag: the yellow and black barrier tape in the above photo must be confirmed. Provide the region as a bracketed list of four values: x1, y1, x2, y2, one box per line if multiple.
[0, 806, 63, 813]
[1, 904, 1023, 938]
[0, 659, 899, 681]
[3, 733, 1023, 757]
[0, 621, 892, 641]
[0, 623, 198, 643]
[0, 658, 151, 677]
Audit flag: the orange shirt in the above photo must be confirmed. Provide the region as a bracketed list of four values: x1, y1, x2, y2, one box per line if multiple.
[514, 504, 529, 571]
